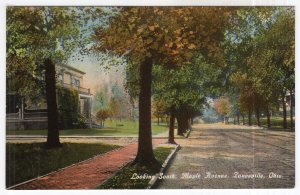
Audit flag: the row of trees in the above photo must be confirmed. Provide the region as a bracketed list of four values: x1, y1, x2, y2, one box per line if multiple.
[220, 8, 295, 130]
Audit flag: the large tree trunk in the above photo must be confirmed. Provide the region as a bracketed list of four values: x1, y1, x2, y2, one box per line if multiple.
[242, 114, 245, 125]
[176, 110, 189, 135]
[188, 118, 192, 129]
[281, 92, 287, 129]
[168, 106, 176, 144]
[131, 101, 135, 121]
[224, 116, 229, 124]
[266, 105, 271, 129]
[183, 115, 189, 132]
[248, 110, 252, 126]
[176, 115, 185, 136]
[157, 116, 160, 125]
[166, 115, 169, 126]
[290, 89, 294, 131]
[133, 57, 159, 168]
[255, 107, 260, 127]
[45, 58, 61, 148]
[237, 114, 240, 125]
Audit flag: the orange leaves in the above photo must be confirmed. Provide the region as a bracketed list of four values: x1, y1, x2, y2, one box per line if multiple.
[153, 7, 164, 15]
[146, 37, 153, 44]
[176, 42, 184, 49]
[187, 43, 196, 50]
[170, 49, 179, 55]
[148, 25, 155, 31]
[95, 7, 233, 66]
[128, 24, 135, 31]
[174, 29, 181, 34]
[173, 8, 184, 15]
[214, 96, 232, 116]
[137, 27, 144, 34]
[148, 23, 159, 31]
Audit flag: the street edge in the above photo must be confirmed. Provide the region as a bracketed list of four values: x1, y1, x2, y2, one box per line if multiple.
[147, 144, 180, 189]
[184, 128, 192, 138]
[95, 160, 133, 189]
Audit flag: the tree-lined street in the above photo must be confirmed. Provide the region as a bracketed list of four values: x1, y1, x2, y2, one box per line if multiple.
[6, 6, 295, 189]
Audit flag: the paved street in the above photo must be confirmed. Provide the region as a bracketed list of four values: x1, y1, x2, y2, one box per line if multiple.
[157, 123, 295, 189]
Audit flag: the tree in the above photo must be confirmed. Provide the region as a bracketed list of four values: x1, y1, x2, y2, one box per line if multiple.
[96, 108, 111, 127]
[108, 83, 129, 121]
[93, 84, 109, 113]
[7, 7, 96, 147]
[108, 96, 122, 120]
[153, 54, 222, 141]
[152, 99, 168, 125]
[214, 96, 232, 124]
[94, 7, 233, 168]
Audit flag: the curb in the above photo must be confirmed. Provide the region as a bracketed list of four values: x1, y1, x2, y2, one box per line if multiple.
[6, 135, 169, 139]
[7, 145, 126, 190]
[184, 128, 192, 138]
[146, 144, 180, 189]
[96, 161, 133, 188]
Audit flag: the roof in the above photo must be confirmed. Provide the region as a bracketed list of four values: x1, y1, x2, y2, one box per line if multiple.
[56, 64, 86, 75]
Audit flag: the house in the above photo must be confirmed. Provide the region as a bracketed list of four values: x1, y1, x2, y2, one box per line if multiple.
[6, 64, 93, 130]
[56, 64, 93, 121]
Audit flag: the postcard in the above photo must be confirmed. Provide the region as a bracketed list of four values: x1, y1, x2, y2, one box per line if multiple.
[4, 2, 295, 192]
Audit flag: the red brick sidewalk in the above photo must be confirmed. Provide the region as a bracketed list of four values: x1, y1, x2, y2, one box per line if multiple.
[12, 139, 166, 190]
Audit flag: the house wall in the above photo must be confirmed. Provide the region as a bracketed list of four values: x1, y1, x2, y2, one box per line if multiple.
[64, 73, 72, 84]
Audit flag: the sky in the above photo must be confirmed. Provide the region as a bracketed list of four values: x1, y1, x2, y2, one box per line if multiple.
[69, 54, 126, 96]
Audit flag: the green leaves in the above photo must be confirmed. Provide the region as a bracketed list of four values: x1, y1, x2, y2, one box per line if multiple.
[7, 7, 106, 99]
[152, 54, 220, 114]
[224, 7, 294, 115]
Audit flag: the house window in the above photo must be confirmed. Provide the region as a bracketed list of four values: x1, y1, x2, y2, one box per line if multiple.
[57, 74, 63, 82]
[72, 78, 80, 87]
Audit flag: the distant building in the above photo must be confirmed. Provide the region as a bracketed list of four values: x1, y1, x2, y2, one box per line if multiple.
[56, 64, 93, 120]
[6, 64, 93, 130]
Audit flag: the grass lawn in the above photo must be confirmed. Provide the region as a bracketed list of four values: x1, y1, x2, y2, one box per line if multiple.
[233, 116, 294, 130]
[6, 142, 120, 187]
[6, 120, 168, 136]
[97, 147, 174, 189]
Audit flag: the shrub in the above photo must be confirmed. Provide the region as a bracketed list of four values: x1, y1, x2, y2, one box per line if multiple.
[56, 86, 85, 129]
[96, 108, 111, 127]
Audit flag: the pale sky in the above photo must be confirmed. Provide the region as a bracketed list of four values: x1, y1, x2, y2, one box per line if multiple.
[69, 55, 126, 96]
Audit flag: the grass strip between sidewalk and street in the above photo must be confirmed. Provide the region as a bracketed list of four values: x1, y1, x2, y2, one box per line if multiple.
[96, 147, 174, 189]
